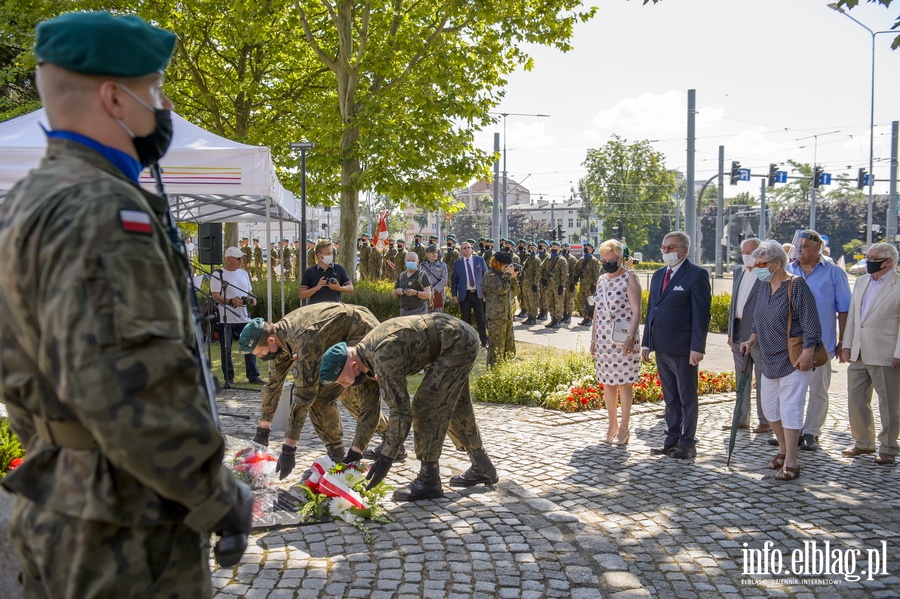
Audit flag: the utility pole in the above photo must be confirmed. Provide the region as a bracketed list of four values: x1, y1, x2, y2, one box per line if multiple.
[715, 146, 724, 277]
[685, 89, 697, 262]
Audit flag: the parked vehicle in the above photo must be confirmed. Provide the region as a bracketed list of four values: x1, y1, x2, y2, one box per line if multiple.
[849, 258, 867, 276]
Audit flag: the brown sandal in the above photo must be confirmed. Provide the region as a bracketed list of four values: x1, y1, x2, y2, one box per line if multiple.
[766, 453, 786, 470]
[775, 466, 800, 481]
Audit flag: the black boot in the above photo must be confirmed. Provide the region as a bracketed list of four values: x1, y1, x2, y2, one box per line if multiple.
[363, 436, 408, 462]
[562, 313, 571, 324]
[545, 318, 557, 329]
[325, 443, 345, 463]
[516, 309, 527, 318]
[523, 316, 537, 326]
[551, 319, 562, 329]
[393, 461, 444, 501]
[578, 318, 591, 326]
[449, 448, 499, 487]
[252, 426, 270, 447]
[537, 310, 547, 320]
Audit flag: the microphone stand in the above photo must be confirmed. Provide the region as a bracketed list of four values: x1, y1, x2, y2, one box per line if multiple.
[209, 267, 259, 393]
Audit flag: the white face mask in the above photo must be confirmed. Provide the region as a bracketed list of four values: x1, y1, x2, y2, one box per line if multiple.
[662, 252, 681, 267]
[321, 254, 334, 265]
[742, 255, 756, 267]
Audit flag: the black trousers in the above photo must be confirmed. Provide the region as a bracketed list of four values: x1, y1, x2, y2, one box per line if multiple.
[459, 293, 488, 346]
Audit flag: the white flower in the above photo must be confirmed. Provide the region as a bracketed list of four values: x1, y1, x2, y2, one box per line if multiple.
[330, 496, 354, 516]
[343, 469, 366, 488]
[532, 390, 542, 399]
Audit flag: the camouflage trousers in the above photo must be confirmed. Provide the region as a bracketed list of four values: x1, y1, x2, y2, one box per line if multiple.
[10, 497, 212, 598]
[486, 318, 515, 367]
[549, 288, 565, 319]
[264, 380, 387, 446]
[408, 333, 484, 462]
[564, 285, 575, 315]
[541, 286, 551, 312]
[523, 287, 540, 316]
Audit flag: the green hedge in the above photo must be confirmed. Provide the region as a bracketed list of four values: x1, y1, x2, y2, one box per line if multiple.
[472, 350, 593, 405]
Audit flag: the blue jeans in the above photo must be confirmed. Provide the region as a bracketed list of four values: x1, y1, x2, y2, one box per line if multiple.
[218, 323, 259, 382]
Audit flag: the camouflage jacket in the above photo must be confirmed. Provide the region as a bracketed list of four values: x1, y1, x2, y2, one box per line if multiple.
[354, 313, 476, 457]
[483, 269, 519, 321]
[523, 253, 544, 288]
[0, 139, 236, 531]
[253, 244, 263, 265]
[411, 242, 427, 264]
[365, 244, 382, 278]
[241, 245, 252, 267]
[263, 303, 379, 406]
[543, 254, 569, 287]
[382, 248, 400, 280]
[576, 255, 602, 292]
[563, 253, 578, 285]
[443, 246, 460, 270]
[358, 244, 371, 278]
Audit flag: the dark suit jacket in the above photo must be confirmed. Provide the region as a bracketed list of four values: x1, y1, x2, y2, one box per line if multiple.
[727, 266, 763, 344]
[451, 254, 488, 301]
[640, 259, 712, 356]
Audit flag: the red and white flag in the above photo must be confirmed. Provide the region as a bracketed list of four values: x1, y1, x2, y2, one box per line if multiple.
[374, 210, 389, 252]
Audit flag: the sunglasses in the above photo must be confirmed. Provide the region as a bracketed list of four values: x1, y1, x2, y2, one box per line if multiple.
[754, 261, 771, 269]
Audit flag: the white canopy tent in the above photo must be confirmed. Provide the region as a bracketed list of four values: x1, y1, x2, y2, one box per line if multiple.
[0, 108, 302, 320]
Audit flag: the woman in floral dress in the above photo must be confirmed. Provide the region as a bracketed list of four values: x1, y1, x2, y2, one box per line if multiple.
[590, 239, 642, 445]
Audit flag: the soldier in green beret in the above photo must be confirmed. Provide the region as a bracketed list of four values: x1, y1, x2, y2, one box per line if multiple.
[320, 313, 499, 501]
[0, 11, 251, 597]
[483, 251, 519, 366]
[561, 242, 578, 324]
[252, 238, 263, 279]
[576, 241, 602, 326]
[239, 305, 393, 479]
[481, 237, 495, 262]
[442, 235, 460, 271]
[412, 233, 427, 263]
[543, 240, 568, 328]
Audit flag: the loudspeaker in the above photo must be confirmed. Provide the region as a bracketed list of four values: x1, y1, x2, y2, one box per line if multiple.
[198, 223, 223, 264]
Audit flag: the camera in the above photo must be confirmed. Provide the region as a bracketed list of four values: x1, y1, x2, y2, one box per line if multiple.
[239, 296, 252, 305]
[327, 277, 339, 285]
[510, 262, 523, 272]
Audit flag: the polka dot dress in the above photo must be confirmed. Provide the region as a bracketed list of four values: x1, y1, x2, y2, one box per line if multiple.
[592, 271, 640, 385]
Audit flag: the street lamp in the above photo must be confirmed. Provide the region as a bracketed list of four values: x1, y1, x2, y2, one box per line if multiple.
[490, 112, 550, 239]
[828, 3, 894, 246]
[289, 140, 314, 279]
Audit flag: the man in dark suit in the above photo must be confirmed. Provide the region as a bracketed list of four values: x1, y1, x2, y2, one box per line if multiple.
[451, 240, 489, 347]
[641, 231, 712, 459]
[725, 237, 769, 433]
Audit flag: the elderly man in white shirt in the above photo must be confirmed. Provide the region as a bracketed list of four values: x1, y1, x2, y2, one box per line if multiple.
[840, 243, 900, 466]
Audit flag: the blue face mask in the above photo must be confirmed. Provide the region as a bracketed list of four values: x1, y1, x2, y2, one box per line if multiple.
[405, 261, 418, 271]
[754, 267, 774, 282]
[550, 250, 558, 257]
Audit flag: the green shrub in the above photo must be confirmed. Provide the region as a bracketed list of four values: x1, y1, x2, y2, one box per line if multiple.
[0, 417, 25, 478]
[710, 292, 731, 334]
[635, 261, 664, 271]
[472, 350, 594, 405]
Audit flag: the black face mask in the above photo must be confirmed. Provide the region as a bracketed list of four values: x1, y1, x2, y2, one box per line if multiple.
[259, 347, 286, 361]
[132, 109, 173, 168]
[866, 259, 888, 275]
[562, 250, 569, 256]
[601, 259, 619, 273]
[350, 372, 368, 386]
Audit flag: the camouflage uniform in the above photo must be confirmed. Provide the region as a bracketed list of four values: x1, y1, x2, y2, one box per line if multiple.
[483, 267, 519, 366]
[443, 244, 460, 271]
[382, 245, 399, 281]
[575, 253, 602, 321]
[260, 304, 388, 447]
[563, 249, 578, 319]
[352, 314, 486, 462]
[253, 243, 263, 279]
[385, 246, 403, 281]
[0, 139, 240, 597]
[522, 252, 543, 321]
[241, 243, 252, 272]
[365, 243, 382, 280]
[281, 244, 293, 280]
[544, 251, 568, 325]
[306, 246, 316, 271]
[411, 239, 427, 264]
[358, 242, 371, 279]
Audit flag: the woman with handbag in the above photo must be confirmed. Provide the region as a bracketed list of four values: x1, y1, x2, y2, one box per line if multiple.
[590, 239, 642, 445]
[740, 240, 823, 481]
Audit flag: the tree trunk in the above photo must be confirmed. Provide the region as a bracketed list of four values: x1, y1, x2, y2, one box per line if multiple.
[224, 222, 238, 250]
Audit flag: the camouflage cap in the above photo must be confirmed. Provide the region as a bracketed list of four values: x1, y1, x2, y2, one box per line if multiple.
[320, 342, 349, 384]
[238, 318, 266, 354]
[35, 12, 176, 77]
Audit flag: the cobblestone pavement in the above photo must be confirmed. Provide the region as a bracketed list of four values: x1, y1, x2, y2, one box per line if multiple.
[213, 327, 900, 598]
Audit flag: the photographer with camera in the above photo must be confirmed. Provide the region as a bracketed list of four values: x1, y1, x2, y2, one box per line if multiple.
[299, 239, 354, 304]
[393, 252, 432, 315]
[212, 247, 263, 387]
[483, 251, 520, 366]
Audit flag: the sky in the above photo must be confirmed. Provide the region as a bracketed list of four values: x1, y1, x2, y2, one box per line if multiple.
[474, 0, 900, 203]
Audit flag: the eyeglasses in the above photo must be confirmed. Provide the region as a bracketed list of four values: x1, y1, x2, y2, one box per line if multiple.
[660, 245, 682, 252]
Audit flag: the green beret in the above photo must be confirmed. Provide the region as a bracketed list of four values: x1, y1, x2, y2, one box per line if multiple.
[35, 12, 176, 77]
[320, 342, 349, 385]
[466, 238, 476, 244]
[584, 240, 595, 249]
[561, 242, 570, 248]
[485, 238, 494, 243]
[414, 233, 423, 239]
[517, 239, 527, 245]
[550, 240, 561, 247]
[446, 234, 456, 241]
[238, 318, 266, 354]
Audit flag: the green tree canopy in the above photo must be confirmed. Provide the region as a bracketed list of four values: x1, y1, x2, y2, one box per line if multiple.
[582, 135, 677, 251]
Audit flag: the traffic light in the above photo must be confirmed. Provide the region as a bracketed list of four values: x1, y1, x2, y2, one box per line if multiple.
[729, 161, 741, 186]
[872, 224, 885, 242]
[858, 223, 867, 241]
[612, 219, 623, 240]
[557, 224, 564, 242]
[767, 164, 777, 188]
[857, 168, 867, 190]
[812, 166, 824, 189]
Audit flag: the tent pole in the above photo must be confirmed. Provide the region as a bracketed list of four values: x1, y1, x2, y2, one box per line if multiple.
[266, 196, 272, 322]
[279, 213, 285, 318]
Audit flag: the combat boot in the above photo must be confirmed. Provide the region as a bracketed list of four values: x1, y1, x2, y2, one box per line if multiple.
[562, 313, 571, 324]
[537, 309, 547, 320]
[325, 443, 345, 463]
[545, 318, 557, 329]
[449, 448, 499, 487]
[516, 309, 527, 318]
[252, 426, 270, 447]
[578, 317, 592, 326]
[551, 318, 562, 329]
[523, 315, 537, 326]
[363, 435, 408, 462]
[393, 461, 444, 501]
